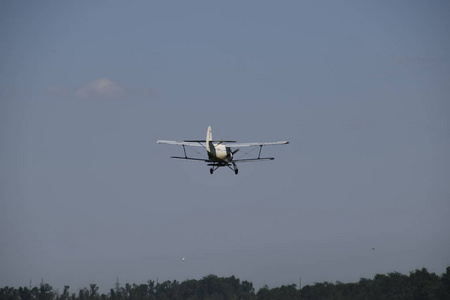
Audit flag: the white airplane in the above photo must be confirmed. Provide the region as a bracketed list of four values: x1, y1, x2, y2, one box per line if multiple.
[157, 126, 288, 174]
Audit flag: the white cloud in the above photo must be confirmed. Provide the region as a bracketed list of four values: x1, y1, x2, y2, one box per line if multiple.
[74, 78, 128, 99]
[46, 78, 158, 100]
[394, 55, 439, 65]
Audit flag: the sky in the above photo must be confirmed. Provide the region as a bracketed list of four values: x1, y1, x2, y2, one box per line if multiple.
[1, 0, 450, 293]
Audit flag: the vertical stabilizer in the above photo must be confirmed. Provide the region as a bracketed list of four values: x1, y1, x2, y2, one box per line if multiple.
[206, 126, 212, 153]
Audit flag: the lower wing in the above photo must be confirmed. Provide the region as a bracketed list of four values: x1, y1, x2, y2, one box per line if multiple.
[170, 156, 211, 162]
[170, 157, 274, 163]
[232, 157, 274, 163]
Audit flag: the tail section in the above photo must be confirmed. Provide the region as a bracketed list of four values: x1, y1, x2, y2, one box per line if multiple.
[206, 126, 212, 152]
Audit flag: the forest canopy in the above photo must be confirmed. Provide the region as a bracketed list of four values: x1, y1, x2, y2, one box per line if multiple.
[1, 267, 449, 300]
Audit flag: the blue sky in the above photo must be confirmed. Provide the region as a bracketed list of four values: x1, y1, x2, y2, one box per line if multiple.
[1, 0, 449, 292]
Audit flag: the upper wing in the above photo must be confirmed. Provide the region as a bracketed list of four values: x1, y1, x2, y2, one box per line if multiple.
[222, 141, 289, 147]
[157, 140, 289, 147]
[157, 140, 205, 147]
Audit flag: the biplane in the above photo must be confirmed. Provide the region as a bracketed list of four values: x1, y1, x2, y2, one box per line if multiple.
[157, 126, 288, 174]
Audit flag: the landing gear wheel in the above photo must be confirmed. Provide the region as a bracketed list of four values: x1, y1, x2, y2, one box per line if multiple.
[210, 168, 214, 174]
[232, 162, 238, 175]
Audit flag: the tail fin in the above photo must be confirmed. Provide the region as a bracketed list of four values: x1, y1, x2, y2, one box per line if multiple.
[206, 126, 212, 152]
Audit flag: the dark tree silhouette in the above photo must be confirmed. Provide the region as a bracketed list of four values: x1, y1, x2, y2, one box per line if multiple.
[1, 267, 449, 300]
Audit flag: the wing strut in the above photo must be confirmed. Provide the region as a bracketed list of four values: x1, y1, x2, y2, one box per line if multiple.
[183, 145, 187, 158]
[258, 145, 263, 159]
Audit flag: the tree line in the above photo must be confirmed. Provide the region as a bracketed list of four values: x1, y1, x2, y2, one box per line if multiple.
[1, 267, 449, 300]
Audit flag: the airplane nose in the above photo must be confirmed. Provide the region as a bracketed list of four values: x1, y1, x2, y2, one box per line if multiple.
[227, 152, 233, 161]
[226, 147, 234, 161]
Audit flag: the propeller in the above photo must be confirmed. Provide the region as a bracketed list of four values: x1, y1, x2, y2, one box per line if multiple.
[232, 148, 240, 155]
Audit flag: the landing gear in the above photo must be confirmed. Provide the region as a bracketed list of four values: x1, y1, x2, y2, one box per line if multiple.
[233, 162, 238, 175]
[208, 162, 239, 174]
[209, 164, 219, 174]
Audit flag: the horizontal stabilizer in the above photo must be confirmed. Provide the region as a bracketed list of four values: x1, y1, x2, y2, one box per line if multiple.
[184, 140, 237, 143]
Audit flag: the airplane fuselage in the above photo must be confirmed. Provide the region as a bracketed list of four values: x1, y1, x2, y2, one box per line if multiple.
[207, 144, 233, 162]
[206, 126, 234, 163]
